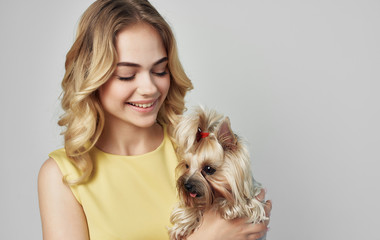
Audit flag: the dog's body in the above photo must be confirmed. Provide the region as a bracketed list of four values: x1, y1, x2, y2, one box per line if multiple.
[169, 107, 268, 240]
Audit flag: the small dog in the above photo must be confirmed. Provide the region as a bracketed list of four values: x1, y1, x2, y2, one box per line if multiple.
[169, 107, 268, 240]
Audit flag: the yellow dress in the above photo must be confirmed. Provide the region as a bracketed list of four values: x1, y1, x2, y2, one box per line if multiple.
[49, 126, 178, 240]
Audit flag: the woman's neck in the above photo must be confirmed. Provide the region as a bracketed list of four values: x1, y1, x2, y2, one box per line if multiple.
[95, 119, 164, 156]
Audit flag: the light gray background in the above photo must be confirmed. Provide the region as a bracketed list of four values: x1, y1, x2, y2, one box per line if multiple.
[0, 0, 379, 239]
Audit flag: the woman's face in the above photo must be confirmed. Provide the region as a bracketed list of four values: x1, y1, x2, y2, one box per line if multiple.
[98, 23, 170, 129]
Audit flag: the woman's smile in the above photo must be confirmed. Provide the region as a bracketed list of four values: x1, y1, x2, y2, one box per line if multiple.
[126, 99, 158, 112]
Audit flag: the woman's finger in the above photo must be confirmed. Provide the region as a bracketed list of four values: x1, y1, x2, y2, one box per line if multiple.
[255, 188, 266, 202]
[264, 200, 272, 216]
[247, 222, 268, 240]
[263, 200, 272, 227]
[248, 231, 266, 240]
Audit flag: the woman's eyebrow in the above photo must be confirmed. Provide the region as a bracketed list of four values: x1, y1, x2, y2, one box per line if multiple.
[117, 56, 168, 67]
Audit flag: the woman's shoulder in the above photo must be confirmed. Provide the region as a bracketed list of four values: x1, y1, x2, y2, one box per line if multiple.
[38, 157, 63, 183]
[38, 148, 70, 185]
[39, 148, 66, 181]
[38, 156, 71, 204]
[43, 148, 82, 183]
[39, 149, 83, 202]
[38, 157, 88, 238]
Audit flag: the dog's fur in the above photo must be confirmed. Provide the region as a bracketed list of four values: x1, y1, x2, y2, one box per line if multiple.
[169, 107, 268, 240]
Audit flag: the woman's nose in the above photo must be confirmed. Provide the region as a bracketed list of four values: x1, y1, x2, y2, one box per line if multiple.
[137, 72, 158, 96]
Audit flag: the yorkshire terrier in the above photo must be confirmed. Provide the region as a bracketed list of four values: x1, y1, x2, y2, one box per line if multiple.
[169, 107, 268, 240]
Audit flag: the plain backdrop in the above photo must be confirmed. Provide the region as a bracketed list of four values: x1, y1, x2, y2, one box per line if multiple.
[0, 0, 379, 239]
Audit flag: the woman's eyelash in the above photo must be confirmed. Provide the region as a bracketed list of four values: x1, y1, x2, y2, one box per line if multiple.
[117, 71, 168, 81]
[118, 75, 135, 81]
[153, 71, 168, 77]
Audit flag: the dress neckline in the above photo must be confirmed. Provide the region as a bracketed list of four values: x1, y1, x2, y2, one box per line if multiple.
[92, 124, 167, 159]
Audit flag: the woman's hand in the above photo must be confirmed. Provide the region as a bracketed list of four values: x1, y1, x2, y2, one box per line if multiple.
[187, 189, 272, 240]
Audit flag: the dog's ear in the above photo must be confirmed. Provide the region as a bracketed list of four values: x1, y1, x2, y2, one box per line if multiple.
[216, 117, 238, 151]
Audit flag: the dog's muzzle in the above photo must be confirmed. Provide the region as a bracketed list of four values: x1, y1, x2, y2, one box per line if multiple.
[184, 181, 200, 198]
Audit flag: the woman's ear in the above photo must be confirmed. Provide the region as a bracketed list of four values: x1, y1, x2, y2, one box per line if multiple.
[216, 117, 238, 151]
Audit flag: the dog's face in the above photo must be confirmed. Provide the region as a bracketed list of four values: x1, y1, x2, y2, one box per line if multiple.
[176, 136, 226, 207]
[174, 108, 253, 209]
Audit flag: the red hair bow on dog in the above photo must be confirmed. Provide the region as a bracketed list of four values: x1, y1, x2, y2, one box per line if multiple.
[196, 127, 209, 142]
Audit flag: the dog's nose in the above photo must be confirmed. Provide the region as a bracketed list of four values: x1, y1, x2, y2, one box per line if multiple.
[184, 183, 193, 191]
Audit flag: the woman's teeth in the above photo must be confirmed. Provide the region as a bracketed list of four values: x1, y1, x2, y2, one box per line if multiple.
[128, 102, 154, 108]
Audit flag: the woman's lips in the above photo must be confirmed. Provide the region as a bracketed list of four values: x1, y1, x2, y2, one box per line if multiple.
[126, 99, 158, 112]
[127, 101, 155, 108]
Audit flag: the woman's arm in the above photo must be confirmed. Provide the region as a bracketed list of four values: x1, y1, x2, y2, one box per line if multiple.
[38, 158, 89, 240]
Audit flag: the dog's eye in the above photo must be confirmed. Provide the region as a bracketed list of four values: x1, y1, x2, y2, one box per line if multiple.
[202, 166, 216, 175]
[185, 164, 189, 169]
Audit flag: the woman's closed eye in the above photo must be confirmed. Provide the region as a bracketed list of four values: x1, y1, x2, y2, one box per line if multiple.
[117, 72, 167, 81]
[116, 67, 168, 81]
[117, 75, 135, 81]
[152, 70, 168, 77]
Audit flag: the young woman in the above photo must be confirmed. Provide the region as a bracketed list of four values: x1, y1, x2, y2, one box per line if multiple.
[38, 0, 272, 239]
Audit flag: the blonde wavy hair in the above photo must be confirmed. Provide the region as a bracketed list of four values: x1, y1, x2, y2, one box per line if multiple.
[58, 0, 193, 185]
